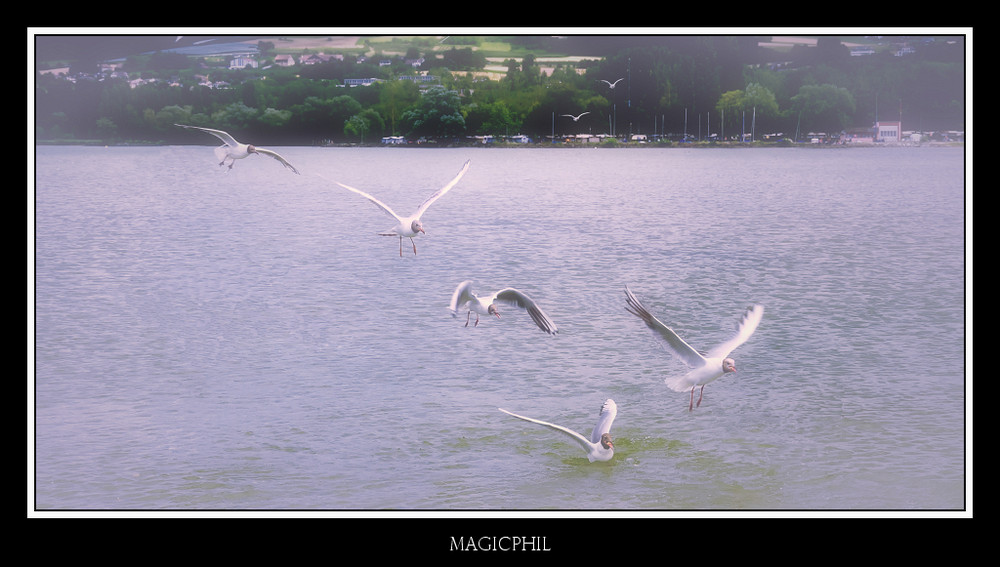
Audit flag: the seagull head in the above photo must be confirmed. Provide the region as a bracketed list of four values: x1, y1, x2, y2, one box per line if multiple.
[410, 219, 425, 234]
[722, 358, 736, 373]
[247, 144, 258, 154]
[600, 433, 614, 450]
[488, 304, 501, 319]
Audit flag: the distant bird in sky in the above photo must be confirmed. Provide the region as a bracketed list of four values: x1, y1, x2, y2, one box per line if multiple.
[624, 285, 764, 411]
[599, 78, 624, 89]
[333, 160, 471, 256]
[561, 112, 590, 122]
[175, 124, 299, 174]
[499, 399, 618, 462]
[448, 280, 558, 334]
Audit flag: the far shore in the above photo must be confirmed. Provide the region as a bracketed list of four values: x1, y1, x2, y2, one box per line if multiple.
[34, 139, 964, 149]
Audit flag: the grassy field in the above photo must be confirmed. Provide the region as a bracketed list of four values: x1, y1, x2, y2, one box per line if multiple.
[266, 35, 589, 62]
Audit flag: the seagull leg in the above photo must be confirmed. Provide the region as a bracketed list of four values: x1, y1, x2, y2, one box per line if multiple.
[689, 387, 695, 411]
[398, 236, 403, 257]
[474, 314, 480, 327]
[696, 386, 705, 408]
[465, 310, 472, 327]
[410, 237, 418, 255]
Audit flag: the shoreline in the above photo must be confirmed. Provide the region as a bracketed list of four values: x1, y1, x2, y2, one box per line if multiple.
[34, 140, 964, 149]
[34, 139, 965, 149]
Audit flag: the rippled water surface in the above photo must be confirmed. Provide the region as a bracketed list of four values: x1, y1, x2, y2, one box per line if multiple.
[32, 144, 967, 513]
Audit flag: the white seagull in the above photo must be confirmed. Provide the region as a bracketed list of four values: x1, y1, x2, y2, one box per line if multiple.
[175, 124, 300, 174]
[499, 399, 617, 462]
[449, 280, 558, 334]
[624, 285, 764, 411]
[334, 160, 471, 256]
[561, 112, 590, 122]
[599, 78, 624, 89]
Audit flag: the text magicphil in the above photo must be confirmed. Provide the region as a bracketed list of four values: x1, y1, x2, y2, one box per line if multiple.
[450, 536, 551, 552]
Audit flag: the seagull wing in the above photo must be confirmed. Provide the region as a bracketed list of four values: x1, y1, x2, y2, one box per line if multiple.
[175, 124, 239, 147]
[449, 280, 476, 316]
[335, 180, 403, 221]
[624, 285, 706, 368]
[253, 148, 300, 174]
[499, 408, 593, 453]
[414, 159, 471, 219]
[589, 399, 617, 444]
[494, 288, 558, 334]
[705, 304, 764, 359]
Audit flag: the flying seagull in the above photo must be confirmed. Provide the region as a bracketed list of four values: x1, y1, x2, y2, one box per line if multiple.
[448, 280, 558, 334]
[599, 78, 624, 89]
[499, 399, 617, 462]
[334, 160, 471, 256]
[561, 112, 590, 122]
[175, 124, 299, 174]
[624, 285, 764, 411]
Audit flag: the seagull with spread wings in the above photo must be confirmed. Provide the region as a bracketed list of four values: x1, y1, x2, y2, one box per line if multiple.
[175, 124, 299, 174]
[499, 399, 617, 462]
[333, 160, 471, 256]
[624, 285, 764, 411]
[449, 280, 558, 334]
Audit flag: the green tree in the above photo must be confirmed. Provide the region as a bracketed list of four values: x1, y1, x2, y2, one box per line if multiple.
[344, 108, 385, 142]
[289, 95, 363, 141]
[790, 83, 856, 133]
[400, 85, 465, 139]
[211, 102, 259, 132]
[376, 80, 421, 135]
[464, 100, 518, 137]
[743, 83, 779, 118]
[95, 116, 117, 141]
[715, 89, 745, 136]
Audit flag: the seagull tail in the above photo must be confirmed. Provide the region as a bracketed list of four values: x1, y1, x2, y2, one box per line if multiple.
[663, 374, 691, 393]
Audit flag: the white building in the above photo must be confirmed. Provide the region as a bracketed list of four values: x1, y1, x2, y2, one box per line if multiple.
[875, 121, 902, 143]
[229, 54, 258, 70]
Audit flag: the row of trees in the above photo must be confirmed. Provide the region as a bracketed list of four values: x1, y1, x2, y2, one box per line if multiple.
[34, 36, 965, 144]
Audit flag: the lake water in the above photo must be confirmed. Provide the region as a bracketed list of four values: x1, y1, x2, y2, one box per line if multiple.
[31, 144, 968, 516]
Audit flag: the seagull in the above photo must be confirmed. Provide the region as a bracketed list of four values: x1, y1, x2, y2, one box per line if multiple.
[561, 112, 590, 122]
[449, 280, 558, 334]
[624, 285, 764, 411]
[175, 124, 299, 174]
[599, 78, 624, 89]
[334, 160, 471, 256]
[499, 399, 617, 462]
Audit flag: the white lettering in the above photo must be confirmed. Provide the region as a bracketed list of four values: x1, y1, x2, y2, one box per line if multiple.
[450, 536, 551, 552]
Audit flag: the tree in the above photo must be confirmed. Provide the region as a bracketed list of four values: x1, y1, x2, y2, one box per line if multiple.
[289, 95, 363, 141]
[95, 117, 117, 142]
[211, 102, 259, 132]
[344, 108, 385, 142]
[400, 86, 465, 139]
[743, 83, 779, 118]
[715, 90, 745, 135]
[464, 101, 518, 137]
[790, 83, 856, 133]
[376, 80, 421, 136]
